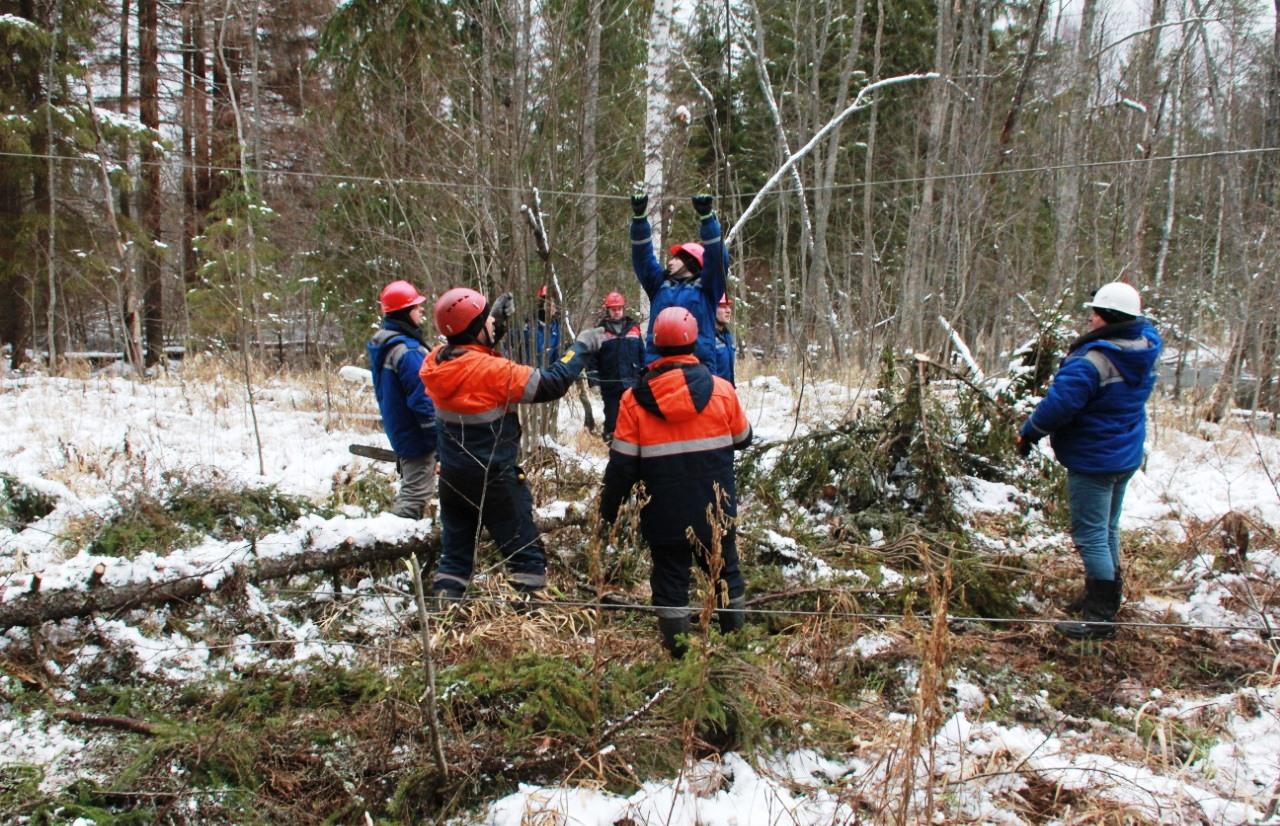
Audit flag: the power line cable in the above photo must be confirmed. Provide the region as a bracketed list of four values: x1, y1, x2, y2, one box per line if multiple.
[2, 145, 1277, 203]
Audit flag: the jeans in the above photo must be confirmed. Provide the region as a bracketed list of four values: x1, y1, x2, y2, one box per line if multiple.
[1067, 468, 1136, 581]
[434, 465, 545, 591]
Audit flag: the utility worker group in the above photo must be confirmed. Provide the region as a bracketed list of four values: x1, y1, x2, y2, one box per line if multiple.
[367, 193, 747, 656]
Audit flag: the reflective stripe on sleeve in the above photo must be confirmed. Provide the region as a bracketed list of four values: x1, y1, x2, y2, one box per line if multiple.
[521, 370, 541, 402]
[732, 426, 751, 445]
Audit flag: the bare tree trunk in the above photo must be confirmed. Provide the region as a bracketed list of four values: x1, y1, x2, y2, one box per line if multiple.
[995, 0, 1048, 167]
[860, 0, 885, 363]
[216, 0, 266, 476]
[580, 0, 602, 301]
[84, 78, 145, 373]
[1263, 0, 1280, 205]
[140, 0, 164, 367]
[44, 0, 60, 369]
[1153, 56, 1185, 291]
[642, 0, 675, 263]
[1051, 0, 1098, 298]
[899, 0, 955, 352]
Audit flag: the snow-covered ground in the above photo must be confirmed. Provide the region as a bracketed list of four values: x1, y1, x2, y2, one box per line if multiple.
[2, 366, 1279, 824]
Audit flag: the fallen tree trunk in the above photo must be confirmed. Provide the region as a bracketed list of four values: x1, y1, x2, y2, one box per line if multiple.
[1, 512, 585, 630]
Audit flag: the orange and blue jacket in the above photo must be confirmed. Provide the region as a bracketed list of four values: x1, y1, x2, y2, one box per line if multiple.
[421, 340, 590, 472]
[600, 354, 752, 546]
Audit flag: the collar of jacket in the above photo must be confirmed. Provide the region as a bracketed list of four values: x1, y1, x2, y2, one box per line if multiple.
[382, 317, 426, 346]
[1066, 317, 1146, 355]
[436, 341, 500, 363]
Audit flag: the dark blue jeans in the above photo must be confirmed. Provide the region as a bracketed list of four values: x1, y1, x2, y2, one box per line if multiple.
[1066, 468, 1136, 581]
[434, 465, 545, 592]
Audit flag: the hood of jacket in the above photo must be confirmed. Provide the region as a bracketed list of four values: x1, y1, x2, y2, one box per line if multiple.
[631, 354, 713, 422]
[422, 343, 501, 398]
[1069, 317, 1162, 387]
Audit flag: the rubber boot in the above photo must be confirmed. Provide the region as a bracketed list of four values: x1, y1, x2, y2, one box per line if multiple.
[1055, 579, 1118, 640]
[1067, 570, 1122, 614]
[717, 595, 747, 635]
[657, 615, 691, 659]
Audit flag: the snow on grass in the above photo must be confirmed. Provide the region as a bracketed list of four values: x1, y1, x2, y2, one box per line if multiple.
[483, 751, 864, 826]
[2, 369, 1279, 819]
[0, 710, 103, 794]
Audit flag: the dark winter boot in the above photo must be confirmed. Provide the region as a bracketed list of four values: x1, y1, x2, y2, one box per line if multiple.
[1066, 570, 1123, 614]
[717, 596, 747, 635]
[431, 586, 465, 612]
[1055, 579, 1119, 640]
[657, 615, 691, 659]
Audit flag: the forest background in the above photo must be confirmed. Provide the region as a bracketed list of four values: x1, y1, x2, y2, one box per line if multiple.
[1, 0, 1278, 415]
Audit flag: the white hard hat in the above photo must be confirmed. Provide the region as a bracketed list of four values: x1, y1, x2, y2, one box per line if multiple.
[1084, 282, 1141, 317]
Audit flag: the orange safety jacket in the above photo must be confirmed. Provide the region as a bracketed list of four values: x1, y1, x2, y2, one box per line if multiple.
[600, 354, 751, 546]
[421, 341, 589, 472]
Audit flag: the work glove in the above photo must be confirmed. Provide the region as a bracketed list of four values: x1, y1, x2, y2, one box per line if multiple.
[575, 326, 607, 354]
[692, 193, 715, 220]
[631, 187, 649, 220]
[490, 291, 515, 344]
[1015, 434, 1033, 458]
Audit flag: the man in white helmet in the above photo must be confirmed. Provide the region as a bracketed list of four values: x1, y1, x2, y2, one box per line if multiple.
[1016, 282, 1162, 640]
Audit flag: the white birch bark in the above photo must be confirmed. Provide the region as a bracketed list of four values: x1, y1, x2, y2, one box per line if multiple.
[642, 0, 675, 255]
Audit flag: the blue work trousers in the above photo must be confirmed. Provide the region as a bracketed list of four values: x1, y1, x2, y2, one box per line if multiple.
[434, 465, 546, 592]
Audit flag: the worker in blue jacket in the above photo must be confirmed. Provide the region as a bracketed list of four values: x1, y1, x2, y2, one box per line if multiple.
[629, 189, 727, 377]
[712, 293, 736, 386]
[587, 290, 646, 443]
[367, 280, 438, 519]
[1017, 282, 1162, 639]
[513, 285, 562, 368]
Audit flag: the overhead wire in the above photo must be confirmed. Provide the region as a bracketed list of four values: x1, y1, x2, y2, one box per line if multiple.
[1, 145, 1277, 203]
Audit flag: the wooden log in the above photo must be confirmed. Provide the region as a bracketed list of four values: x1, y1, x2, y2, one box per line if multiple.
[0, 511, 585, 631]
[0, 537, 422, 630]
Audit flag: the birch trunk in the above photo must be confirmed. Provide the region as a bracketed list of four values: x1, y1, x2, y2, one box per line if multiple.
[1050, 0, 1098, 298]
[642, 0, 674, 259]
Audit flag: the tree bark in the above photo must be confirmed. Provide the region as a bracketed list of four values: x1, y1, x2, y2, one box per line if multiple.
[140, 0, 164, 366]
[0, 509, 585, 630]
[0, 538, 422, 630]
[580, 0, 602, 301]
[1050, 0, 1098, 298]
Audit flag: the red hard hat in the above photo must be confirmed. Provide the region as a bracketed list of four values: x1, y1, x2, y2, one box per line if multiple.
[668, 242, 705, 269]
[718, 294, 732, 307]
[603, 291, 626, 309]
[537, 284, 549, 298]
[380, 280, 427, 314]
[653, 307, 698, 348]
[434, 287, 488, 337]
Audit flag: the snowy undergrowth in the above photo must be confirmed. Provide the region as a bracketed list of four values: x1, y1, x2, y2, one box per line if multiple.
[1, 367, 1278, 824]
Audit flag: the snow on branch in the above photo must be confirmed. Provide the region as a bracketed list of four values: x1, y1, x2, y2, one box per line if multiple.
[726, 72, 939, 245]
[938, 315, 984, 382]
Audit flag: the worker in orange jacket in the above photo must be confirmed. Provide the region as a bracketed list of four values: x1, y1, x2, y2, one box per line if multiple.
[421, 287, 605, 604]
[599, 307, 753, 657]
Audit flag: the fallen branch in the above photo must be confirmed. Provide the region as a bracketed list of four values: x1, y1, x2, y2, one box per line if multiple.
[53, 709, 161, 736]
[0, 513, 586, 630]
